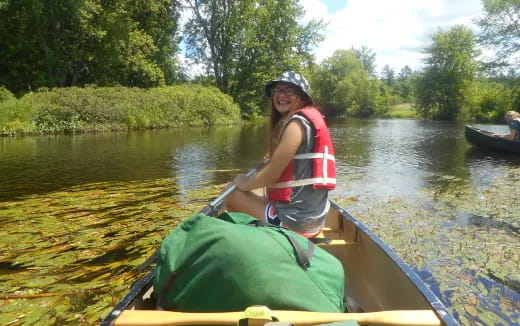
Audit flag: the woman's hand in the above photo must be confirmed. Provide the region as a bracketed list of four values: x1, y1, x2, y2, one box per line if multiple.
[233, 174, 252, 191]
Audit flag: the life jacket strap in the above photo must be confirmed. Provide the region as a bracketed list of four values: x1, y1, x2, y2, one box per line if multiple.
[269, 177, 336, 189]
[293, 152, 335, 161]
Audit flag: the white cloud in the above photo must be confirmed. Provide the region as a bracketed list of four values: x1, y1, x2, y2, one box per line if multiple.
[301, 0, 483, 74]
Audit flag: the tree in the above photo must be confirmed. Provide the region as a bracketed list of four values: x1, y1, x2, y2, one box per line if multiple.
[398, 65, 413, 80]
[474, 81, 516, 122]
[0, 0, 84, 92]
[475, 0, 520, 71]
[351, 46, 377, 76]
[381, 65, 396, 86]
[183, 0, 324, 117]
[0, 0, 181, 93]
[415, 25, 480, 120]
[311, 49, 379, 117]
[395, 65, 414, 100]
[127, 0, 182, 84]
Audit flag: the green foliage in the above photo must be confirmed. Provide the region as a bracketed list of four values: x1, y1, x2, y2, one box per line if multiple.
[183, 0, 325, 117]
[0, 85, 240, 134]
[0, 97, 36, 135]
[381, 65, 396, 86]
[0, 85, 15, 102]
[0, 0, 181, 94]
[386, 103, 418, 119]
[394, 66, 415, 101]
[116, 30, 166, 87]
[415, 25, 480, 120]
[476, 0, 520, 71]
[311, 49, 380, 117]
[351, 46, 377, 76]
[473, 81, 516, 122]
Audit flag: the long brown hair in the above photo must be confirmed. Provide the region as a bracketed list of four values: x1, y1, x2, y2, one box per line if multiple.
[267, 88, 314, 155]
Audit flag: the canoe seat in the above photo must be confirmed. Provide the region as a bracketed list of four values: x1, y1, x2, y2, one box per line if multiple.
[318, 228, 356, 248]
[316, 239, 357, 248]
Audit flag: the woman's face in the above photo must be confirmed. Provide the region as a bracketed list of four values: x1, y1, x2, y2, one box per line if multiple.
[272, 82, 304, 115]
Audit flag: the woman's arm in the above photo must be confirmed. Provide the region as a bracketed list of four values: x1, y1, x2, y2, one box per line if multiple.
[499, 130, 518, 141]
[495, 121, 519, 140]
[234, 120, 304, 191]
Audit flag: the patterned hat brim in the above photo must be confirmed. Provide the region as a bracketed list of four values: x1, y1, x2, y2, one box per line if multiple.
[264, 71, 312, 103]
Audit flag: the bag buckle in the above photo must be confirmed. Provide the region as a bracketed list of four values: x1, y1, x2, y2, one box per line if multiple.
[238, 305, 279, 326]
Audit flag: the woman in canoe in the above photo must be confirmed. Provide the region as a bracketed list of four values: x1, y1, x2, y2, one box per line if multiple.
[225, 71, 336, 238]
[493, 110, 520, 141]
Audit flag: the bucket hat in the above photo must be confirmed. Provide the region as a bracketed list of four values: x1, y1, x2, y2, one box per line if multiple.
[265, 71, 312, 102]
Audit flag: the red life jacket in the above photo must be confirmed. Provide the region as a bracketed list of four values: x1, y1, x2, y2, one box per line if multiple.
[268, 107, 336, 202]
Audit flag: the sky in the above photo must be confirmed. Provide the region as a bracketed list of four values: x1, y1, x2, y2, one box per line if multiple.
[300, 0, 484, 75]
[178, 0, 486, 77]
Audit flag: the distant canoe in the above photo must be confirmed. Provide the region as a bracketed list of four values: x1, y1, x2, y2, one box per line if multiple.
[465, 125, 520, 154]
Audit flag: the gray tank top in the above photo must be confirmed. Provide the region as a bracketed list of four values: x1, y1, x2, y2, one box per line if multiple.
[273, 115, 330, 233]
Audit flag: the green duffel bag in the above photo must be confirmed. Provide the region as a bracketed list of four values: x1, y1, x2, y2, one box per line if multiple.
[153, 212, 346, 312]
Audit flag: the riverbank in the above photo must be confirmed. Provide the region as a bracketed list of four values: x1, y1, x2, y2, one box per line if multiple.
[1, 84, 423, 137]
[0, 85, 242, 136]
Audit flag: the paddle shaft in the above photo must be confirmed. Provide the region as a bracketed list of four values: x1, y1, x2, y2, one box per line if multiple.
[137, 159, 268, 271]
[114, 309, 443, 326]
[200, 159, 269, 216]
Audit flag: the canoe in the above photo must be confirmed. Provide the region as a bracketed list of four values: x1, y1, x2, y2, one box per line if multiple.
[101, 200, 459, 326]
[465, 125, 520, 154]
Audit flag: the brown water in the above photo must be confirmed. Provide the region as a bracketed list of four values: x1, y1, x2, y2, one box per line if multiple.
[0, 119, 519, 325]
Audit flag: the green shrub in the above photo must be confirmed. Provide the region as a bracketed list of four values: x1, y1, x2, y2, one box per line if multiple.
[473, 82, 514, 122]
[0, 96, 35, 134]
[0, 86, 15, 102]
[2, 85, 241, 135]
[386, 103, 418, 119]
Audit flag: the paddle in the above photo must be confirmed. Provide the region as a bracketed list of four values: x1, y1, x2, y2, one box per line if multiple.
[200, 158, 269, 216]
[113, 309, 442, 326]
[137, 159, 268, 271]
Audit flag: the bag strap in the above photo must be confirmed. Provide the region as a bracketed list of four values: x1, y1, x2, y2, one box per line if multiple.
[282, 232, 315, 270]
[248, 220, 315, 270]
[155, 258, 192, 310]
[310, 237, 332, 244]
[156, 271, 179, 310]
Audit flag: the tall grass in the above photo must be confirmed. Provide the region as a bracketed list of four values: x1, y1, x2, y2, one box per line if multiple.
[0, 85, 241, 135]
[385, 103, 418, 119]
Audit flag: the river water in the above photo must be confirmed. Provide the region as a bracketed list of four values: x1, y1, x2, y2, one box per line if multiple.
[0, 119, 519, 325]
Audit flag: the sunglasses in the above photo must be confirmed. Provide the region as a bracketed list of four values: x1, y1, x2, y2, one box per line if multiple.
[271, 87, 298, 97]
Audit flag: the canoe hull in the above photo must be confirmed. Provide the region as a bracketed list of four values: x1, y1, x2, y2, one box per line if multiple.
[102, 201, 459, 326]
[465, 125, 520, 154]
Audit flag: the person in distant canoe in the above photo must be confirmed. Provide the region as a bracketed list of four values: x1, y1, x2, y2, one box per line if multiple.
[493, 110, 520, 141]
[224, 71, 336, 238]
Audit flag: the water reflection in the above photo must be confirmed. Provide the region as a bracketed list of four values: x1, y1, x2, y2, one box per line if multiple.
[1, 119, 519, 325]
[330, 119, 471, 201]
[0, 126, 269, 201]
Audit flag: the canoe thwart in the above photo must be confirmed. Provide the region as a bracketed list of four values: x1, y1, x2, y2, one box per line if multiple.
[113, 309, 442, 326]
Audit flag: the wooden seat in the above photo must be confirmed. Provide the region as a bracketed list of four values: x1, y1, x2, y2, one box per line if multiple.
[318, 239, 357, 248]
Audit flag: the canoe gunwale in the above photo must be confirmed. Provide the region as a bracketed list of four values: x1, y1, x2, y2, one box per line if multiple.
[101, 201, 459, 326]
[329, 201, 458, 326]
[101, 270, 155, 326]
[465, 125, 520, 154]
